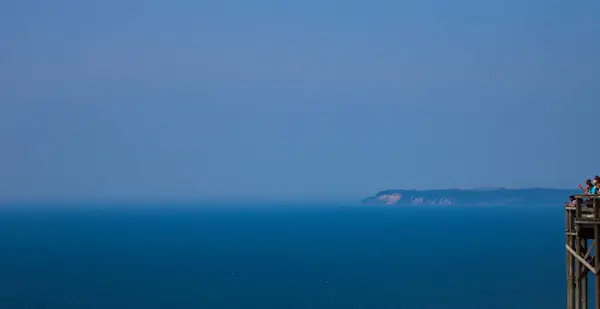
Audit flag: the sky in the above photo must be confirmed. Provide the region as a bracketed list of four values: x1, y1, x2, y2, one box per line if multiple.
[0, 0, 599, 202]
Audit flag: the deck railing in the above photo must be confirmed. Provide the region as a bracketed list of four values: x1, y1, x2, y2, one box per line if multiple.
[566, 195, 600, 221]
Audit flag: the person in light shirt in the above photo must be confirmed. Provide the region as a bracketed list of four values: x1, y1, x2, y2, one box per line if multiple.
[565, 196, 576, 206]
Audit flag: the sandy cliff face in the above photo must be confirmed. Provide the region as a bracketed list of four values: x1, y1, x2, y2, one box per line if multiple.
[374, 193, 454, 205]
[377, 193, 402, 205]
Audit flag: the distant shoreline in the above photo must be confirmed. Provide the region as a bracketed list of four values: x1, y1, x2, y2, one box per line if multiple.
[362, 188, 574, 206]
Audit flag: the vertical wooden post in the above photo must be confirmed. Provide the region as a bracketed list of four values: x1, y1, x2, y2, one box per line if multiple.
[569, 207, 575, 309]
[575, 199, 583, 309]
[582, 238, 588, 309]
[577, 224, 582, 309]
[595, 224, 600, 309]
[593, 197, 599, 309]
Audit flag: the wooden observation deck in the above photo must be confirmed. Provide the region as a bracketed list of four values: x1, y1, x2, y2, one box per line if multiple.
[566, 195, 600, 309]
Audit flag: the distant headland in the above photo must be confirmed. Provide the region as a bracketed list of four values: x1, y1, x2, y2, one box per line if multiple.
[362, 188, 573, 206]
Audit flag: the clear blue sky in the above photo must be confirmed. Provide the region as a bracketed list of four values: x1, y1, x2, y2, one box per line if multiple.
[0, 0, 598, 202]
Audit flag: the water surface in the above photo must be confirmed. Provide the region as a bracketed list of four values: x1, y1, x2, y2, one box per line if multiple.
[0, 204, 565, 308]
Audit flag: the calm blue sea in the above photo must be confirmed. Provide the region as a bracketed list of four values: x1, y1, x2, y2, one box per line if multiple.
[0, 204, 566, 309]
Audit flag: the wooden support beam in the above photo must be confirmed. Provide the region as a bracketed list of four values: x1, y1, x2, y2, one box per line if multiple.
[566, 245, 597, 275]
[584, 241, 596, 260]
[574, 220, 600, 226]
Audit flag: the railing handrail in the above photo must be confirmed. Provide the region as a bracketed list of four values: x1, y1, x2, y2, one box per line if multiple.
[574, 194, 600, 199]
[566, 195, 600, 220]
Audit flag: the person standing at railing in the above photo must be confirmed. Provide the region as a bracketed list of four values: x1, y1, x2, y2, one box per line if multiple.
[578, 179, 595, 194]
[594, 182, 600, 195]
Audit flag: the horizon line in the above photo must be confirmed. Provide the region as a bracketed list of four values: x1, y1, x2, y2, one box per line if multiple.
[0, 187, 577, 206]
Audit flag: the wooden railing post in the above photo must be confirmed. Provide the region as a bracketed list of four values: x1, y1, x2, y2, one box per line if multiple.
[594, 196, 599, 219]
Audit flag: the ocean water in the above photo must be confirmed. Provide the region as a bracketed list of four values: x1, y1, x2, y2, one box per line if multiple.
[0, 204, 565, 309]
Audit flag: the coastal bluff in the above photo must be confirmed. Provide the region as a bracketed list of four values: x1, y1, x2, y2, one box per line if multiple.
[362, 188, 573, 206]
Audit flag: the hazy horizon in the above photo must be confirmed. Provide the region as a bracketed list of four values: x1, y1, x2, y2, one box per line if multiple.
[0, 187, 577, 205]
[1, 0, 598, 202]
